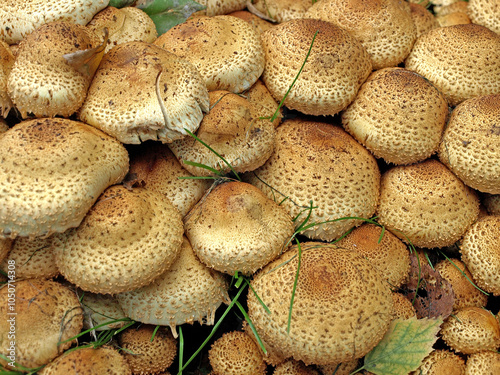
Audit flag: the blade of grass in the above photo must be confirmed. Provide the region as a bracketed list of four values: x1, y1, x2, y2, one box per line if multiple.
[287, 239, 302, 334]
[438, 250, 489, 295]
[151, 325, 160, 342]
[58, 318, 134, 346]
[178, 326, 184, 374]
[182, 160, 223, 176]
[235, 300, 267, 354]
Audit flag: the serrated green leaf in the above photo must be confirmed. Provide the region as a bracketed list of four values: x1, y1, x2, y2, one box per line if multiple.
[359, 317, 442, 375]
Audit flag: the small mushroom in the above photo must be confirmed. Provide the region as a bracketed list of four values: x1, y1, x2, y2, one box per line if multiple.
[81, 292, 127, 331]
[391, 292, 417, 320]
[408, 2, 440, 38]
[248, 0, 313, 23]
[196, 0, 247, 16]
[273, 359, 320, 374]
[0, 41, 14, 117]
[436, 11, 471, 27]
[411, 349, 466, 375]
[465, 351, 500, 374]
[468, 0, 500, 35]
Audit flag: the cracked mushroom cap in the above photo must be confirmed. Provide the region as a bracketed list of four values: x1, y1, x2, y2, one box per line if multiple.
[465, 351, 500, 375]
[0, 117, 129, 239]
[261, 18, 371, 116]
[169, 90, 276, 177]
[468, 0, 500, 35]
[247, 242, 394, 365]
[155, 15, 265, 93]
[0, 41, 14, 117]
[405, 24, 500, 106]
[342, 67, 448, 165]
[411, 349, 466, 375]
[81, 292, 127, 331]
[52, 185, 184, 294]
[306, 0, 417, 70]
[409, 2, 439, 38]
[438, 94, 500, 194]
[116, 237, 230, 336]
[460, 215, 500, 296]
[245, 119, 380, 241]
[79, 41, 209, 144]
[376, 159, 480, 248]
[0, 279, 83, 369]
[184, 181, 295, 275]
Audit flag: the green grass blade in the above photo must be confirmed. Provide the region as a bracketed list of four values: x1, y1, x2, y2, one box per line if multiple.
[235, 300, 267, 354]
[178, 326, 184, 375]
[58, 318, 133, 345]
[438, 250, 489, 295]
[287, 239, 302, 334]
[182, 160, 223, 176]
[151, 325, 160, 342]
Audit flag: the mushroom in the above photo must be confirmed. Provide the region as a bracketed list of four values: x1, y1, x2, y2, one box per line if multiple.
[243, 79, 282, 128]
[0, 41, 14, 117]
[391, 292, 417, 319]
[317, 360, 360, 375]
[408, 2, 440, 38]
[195, 0, 247, 16]
[273, 359, 320, 374]
[411, 349, 466, 375]
[465, 351, 500, 374]
[248, 0, 313, 23]
[468, 0, 500, 35]
[80, 292, 128, 331]
[436, 11, 471, 27]
[228, 11, 275, 36]
[433, 1, 469, 16]
[483, 193, 500, 215]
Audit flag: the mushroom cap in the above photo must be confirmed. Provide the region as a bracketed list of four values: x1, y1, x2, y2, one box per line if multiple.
[119, 325, 177, 374]
[460, 215, 500, 296]
[465, 351, 500, 375]
[184, 181, 295, 275]
[0, 118, 8, 133]
[273, 359, 320, 375]
[468, 0, 500, 35]
[438, 94, 500, 194]
[196, 0, 246, 16]
[52, 185, 184, 294]
[433, 1, 470, 16]
[306, 0, 417, 70]
[260, 18, 372, 116]
[38, 346, 132, 375]
[228, 11, 275, 36]
[116, 237, 230, 336]
[0, 279, 83, 369]
[440, 307, 500, 354]
[341, 67, 448, 165]
[376, 159, 480, 248]
[7, 21, 102, 118]
[208, 331, 267, 375]
[391, 292, 417, 319]
[0, 41, 14, 117]
[413, 349, 466, 375]
[79, 41, 209, 144]
[249, 0, 313, 23]
[405, 24, 500, 106]
[436, 11, 471, 27]
[168, 90, 276, 176]
[245, 119, 380, 241]
[155, 15, 265, 93]
[0, 238, 10, 264]
[409, 2, 440, 38]
[318, 360, 360, 375]
[0, 117, 129, 239]
[247, 242, 394, 365]
[0, 0, 109, 44]
[81, 292, 127, 331]
[243, 79, 282, 128]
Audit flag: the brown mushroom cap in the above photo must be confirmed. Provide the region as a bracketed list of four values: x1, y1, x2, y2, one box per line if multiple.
[155, 15, 265, 93]
[468, 0, 500, 35]
[0, 238, 11, 264]
[438, 94, 500, 194]
[243, 79, 282, 128]
[436, 11, 471, 27]
[52, 185, 184, 294]
[0, 41, 14, 117]
[409, 2, 440, 38]
[465, 351, 500, 375]
[260, 18, 372, 116]
[391, 292, 417, 319]
[0, 279, 83, 369]
[247, 242, 394, 365]
[196, 0, 246, 16]
[405, 24, 500, 106]
[318, 360, 360, 375]
[273, 359, 320, 374]
[376, 159, 480, 248]
[249, 0, 313, 23]
[228, 11, 275, 36]
[79, 41, 209, 144]
[81, 292, 127, 331]
[412, 349, 466, 375]
[0, 118, 129, 239]
[245, 119, 380, 241]
[342, 67, 448, 165]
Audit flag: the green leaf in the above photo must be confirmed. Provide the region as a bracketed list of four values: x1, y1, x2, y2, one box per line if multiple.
[109, 0, 136, 8]
[358, 317, 442, 375]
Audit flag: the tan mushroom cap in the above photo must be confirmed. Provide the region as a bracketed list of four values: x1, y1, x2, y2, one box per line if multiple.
[228, 10, 275, 36]
[306, 0, 417, 70]
[274, 359, 320, 375]
[117, 237, 230, 336]
[438, 94, 500, 194]
[318, 360, 360, 375]
[128, 142, 210, 217]
[0, 279, 83, 369]
[245, 119, 380, 241]
[411, 349, 466, 375]
[433, 1, 469, 16]
[0, 238, 10, 264]
[52, 185, 183, 294]
[87, 6, 157, 54]
[196, 0, 246, 16]
[261, 18, 372, 116]
[0, 118, 129, 239]
[391, 292, 417, 319]
[38, 346, 132, 375]
[376, 159, 480, 248]
[243, 79, 282, 128]
[155, 15, 264, 93]
[460, 215, 500, 296]
[0, 118, 8, 133]
[247, 242, 394, 365]
[184, 181, 295, 275]
[468, 0, 500, 35]
[408, 3, 440, 38]
[119, 325, 177, 375]
[405, 24, 500, 107]
[436, 11, 471, 27]
[0, 41, 14, 117]
[208, 331, 267, 375]
[0, 0, 109, 44]
[342, 67, 448, 165]
[79, 41, 209, 144]
[440, 307, 500, 354]
[465, 351, 500, 375]
[81, 292, 127, 331]
[169, 90, 276, 177]
[483, 194, 500, 215]
[248, 0, 313, 23]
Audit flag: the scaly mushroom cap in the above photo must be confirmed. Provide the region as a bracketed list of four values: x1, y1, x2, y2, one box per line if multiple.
[468, 0, 500, 35]
[273, 359, 320, 375]
[155, 15, 265, 93]
[244, 79, 282, 128]
[405, 24, 500, 106]
[376, 159, 480, 248]
[247, 242, 394, 365]
[0, 41, 14, 117]
[196, 0, 246, 16]
[249, 0, 313, 23]
[184, 181, 295, 275]
[318, 360, 360, 375]
[38, 346, 132, 375]
[228, 11, 275, 36]
[342, 67, 448, 165]
[440, 307, 500, 354]
[245, 119, 380, 241]
[436, 12, 471, 27]
[0, 0, 109, 44]
[409, 2, 440, 38]
[460, 215, 500, 296]
[81, 292, 127, 331]
[0, 279, 83, 369]
[438, 94, 500, 194]
[0, 118, 129, 239]
[119, 325, 177, 374]
[412, 349, 466, 375]
[208, 331, 267, 375]
[52, 185, 184, 294]
[261, 18, 372, 116]
[306, 0, 417, 70]
[169, 90, 276, 176]
[0, 238, 11, 264]
[79, 41, 209, 144]
[392, 292, 417, 319]
[116, 237, 230, 336]
[465, 351, 500, 375]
